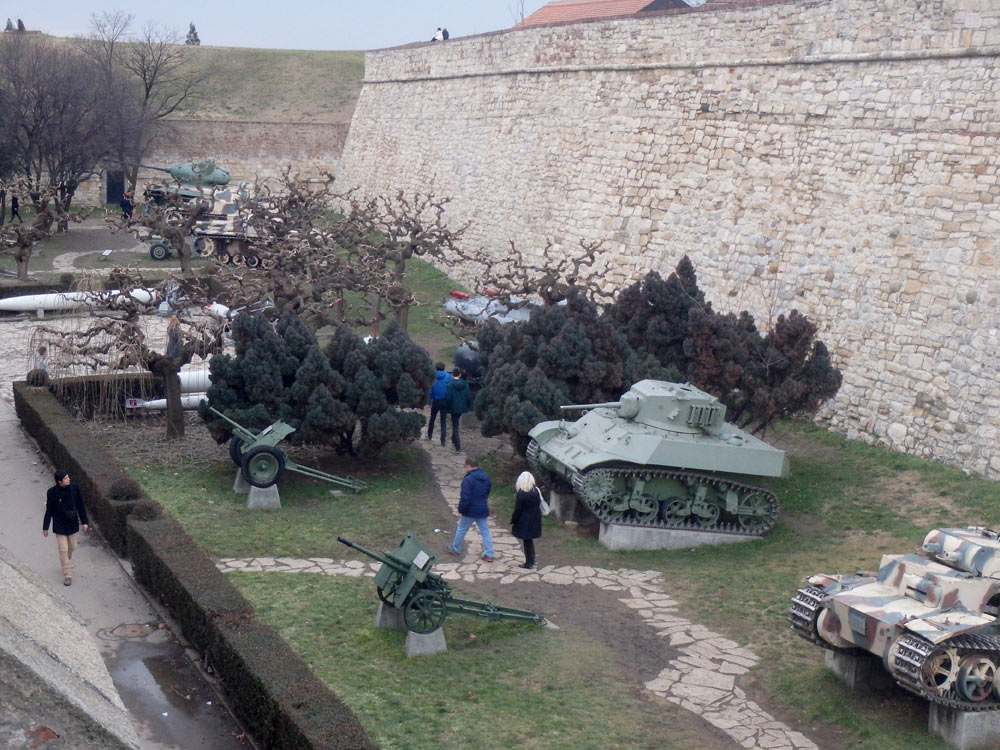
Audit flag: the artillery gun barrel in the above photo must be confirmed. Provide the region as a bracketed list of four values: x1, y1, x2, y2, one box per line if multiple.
[207, 406, 246, 432]
[560, 401, 622, 411]
[337, 536, 403, 570]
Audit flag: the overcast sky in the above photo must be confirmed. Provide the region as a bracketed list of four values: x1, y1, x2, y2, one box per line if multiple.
[18, 1, 551, 51]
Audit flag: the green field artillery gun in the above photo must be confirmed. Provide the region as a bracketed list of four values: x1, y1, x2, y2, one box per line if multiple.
[338, 533, 547, 634]
[527, 380, 789, 537]
[209, 406, 366, 493]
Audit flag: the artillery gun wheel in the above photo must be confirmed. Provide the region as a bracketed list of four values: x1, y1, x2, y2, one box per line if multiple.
[229, 436, 245, 466]
[377, 583, 400, 607]
[404, 591, 447, 634]
[957, 655, 997, 702]
[240, 445, 286, 488]
[149, 242, 171, 261]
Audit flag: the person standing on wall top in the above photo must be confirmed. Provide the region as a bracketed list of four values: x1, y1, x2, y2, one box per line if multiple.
[443, 368, 472, 453]
[42, 470, 89, 586]
[448, 457, 494, 562]
[442, 28, 449, 40]
[427, 362, 450, 445]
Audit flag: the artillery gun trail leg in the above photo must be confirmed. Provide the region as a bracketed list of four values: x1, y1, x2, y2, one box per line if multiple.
[404, 591, 447, 634]
[241, 445, 286, 488]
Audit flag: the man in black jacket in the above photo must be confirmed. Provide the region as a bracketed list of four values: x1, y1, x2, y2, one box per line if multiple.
[42, 470, 89, 586]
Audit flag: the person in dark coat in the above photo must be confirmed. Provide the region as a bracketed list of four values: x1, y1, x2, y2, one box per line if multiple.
[448, 457, 494, 561]
[42, 470, 89, 586]
[426, 362, 450, 444]
[443, 368, 472, 453]
[119, 191, 134, 221]
[511, 471, 543, 568]
[10, 195, 22, 223]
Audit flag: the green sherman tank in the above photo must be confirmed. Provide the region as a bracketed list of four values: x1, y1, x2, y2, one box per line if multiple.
[526, 380, 789, 536]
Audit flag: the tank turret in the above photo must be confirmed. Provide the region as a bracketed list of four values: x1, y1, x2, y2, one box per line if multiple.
[790, 526, 1000, 710]
[527, 380, 788, 536]
[142, 160, 231, 186]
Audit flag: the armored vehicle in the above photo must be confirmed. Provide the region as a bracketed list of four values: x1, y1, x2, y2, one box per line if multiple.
[527, 380, 788, 536]
[791, 526, 1000, 710]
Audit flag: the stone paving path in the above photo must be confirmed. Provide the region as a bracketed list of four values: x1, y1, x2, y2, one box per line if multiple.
[217, 439, 819, 750]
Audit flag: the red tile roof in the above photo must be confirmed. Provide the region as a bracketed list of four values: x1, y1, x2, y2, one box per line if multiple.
[516, 0, 659, 28]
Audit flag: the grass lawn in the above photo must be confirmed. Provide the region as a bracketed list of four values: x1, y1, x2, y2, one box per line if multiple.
[124, 412, 1000, 749]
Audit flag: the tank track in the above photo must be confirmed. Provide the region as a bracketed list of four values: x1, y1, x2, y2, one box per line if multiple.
[788, 586, 836, 649]
[569, 465, 779, 537]
[526, 439, 572, 493]
[888, 632, 1000, 711]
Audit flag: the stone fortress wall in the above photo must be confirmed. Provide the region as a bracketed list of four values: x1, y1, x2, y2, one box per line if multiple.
[76, 119, 348, 204]
[336, 0, 1000, 478]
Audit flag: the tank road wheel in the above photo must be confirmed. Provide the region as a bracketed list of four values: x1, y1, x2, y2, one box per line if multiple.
[240, 445, 286, 488]
[403, 591, 447, 634]
[149, 242, 171, 261]
[244, 253, 261, 269]
[694, 501, 721, 528]
[230, 252, 246, 267]
[921, 646, 960, 695]
[660, 497, 690, 524]
[736, 491, 773, 532]
[957, 655, 997, 703]
[631, 494, 659, 524]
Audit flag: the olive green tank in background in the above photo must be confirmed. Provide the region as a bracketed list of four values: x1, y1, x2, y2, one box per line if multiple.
[527, 380, 789, 537]
[791, 526, 1000, 710]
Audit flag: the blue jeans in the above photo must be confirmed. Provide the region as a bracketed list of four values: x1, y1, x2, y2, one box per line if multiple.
[449, 515, 493, 558]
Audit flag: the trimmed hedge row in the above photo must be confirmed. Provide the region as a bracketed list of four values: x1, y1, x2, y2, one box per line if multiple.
[13, 380, 377, 750]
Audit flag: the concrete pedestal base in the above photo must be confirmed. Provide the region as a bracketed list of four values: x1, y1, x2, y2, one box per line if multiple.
[375, 602, 405, 630]
[246, 484, 281, 509]
[823, 649, 895, 695]
[598, 522, 757, 551]
[233, 469, 249, 494]
[929, 703, 1000, 750]
[550, 489, 587, 523]
[405, 628, 447, 657]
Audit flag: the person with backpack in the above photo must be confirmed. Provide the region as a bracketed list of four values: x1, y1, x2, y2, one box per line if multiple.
[427, 362, 451, 445]
[443, 368, 472, 453]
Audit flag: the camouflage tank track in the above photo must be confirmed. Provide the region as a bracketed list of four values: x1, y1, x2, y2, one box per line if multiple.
[788, 586, 837, 649]
[889, 632, 1000, 711]
[569, 465, 779, 536]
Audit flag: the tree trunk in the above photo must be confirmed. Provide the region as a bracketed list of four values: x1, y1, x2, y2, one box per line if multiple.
[16, 255, 29, 281]
[148, 355, 185, 438]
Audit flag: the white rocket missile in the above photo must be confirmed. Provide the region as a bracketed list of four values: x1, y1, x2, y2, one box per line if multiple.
[0, 288, 157, 312]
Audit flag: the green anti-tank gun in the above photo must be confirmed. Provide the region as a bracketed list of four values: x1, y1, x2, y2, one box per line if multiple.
[527, 380, 789, 537]
[338, 533, 547, 634]
[209, 406, 366, 493]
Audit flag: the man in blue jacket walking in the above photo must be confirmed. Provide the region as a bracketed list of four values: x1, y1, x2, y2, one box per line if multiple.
[448, 457, 494, 562]
[426, 362, 451, 445]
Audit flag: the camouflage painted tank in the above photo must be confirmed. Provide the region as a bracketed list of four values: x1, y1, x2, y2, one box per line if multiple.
[790, 527, 1000, 710]
[526, 380, 789, 536]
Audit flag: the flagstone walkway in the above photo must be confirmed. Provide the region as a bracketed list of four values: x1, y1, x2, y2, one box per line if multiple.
[215, 440, 818, 750]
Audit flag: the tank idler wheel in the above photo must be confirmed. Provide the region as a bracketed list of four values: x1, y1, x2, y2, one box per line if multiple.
[240, 445, 286, 488]
[957, 655, 997, 702]
[404, 591, 447, 634]
[737, 491, 772, 531]
[660, 497, 690, 524]
[922, 646, 960, 695]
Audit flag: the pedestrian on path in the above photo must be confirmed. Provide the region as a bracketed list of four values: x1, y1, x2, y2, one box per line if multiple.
[42, 470, 89, 586]
[443, 368, 472, 453]
[448, 457, 494, 562]
[10, 195, 22, 224]
[426, 362, 450, 444]
[511, 471, 543, 569]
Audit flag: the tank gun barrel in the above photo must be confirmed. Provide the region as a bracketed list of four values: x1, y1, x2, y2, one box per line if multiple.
[560, 401, 622, 411]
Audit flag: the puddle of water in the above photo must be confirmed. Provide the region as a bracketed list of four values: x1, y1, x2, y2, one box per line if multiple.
[108, 639, 249, 750]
